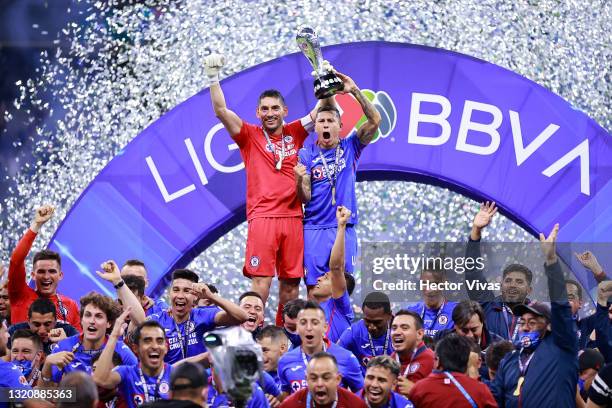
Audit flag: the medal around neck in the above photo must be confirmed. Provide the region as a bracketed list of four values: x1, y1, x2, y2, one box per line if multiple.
[296, 26, 343, 99]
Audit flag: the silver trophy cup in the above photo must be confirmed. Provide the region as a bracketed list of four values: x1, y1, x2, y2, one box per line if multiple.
[296, 26, 343, 99]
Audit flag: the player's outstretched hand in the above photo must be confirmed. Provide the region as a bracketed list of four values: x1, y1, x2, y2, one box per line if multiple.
[539, 223, 559, 264]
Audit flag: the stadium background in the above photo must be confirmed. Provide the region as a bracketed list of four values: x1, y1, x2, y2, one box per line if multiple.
[0, 0, 609, 320]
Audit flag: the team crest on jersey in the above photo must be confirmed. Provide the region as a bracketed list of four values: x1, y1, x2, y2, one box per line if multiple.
[408, 363, 420, 374]
[290, 380, 306, 391]
[18, 375, 27, 385]
[312, 166, 324, 180]
[265, 144, 274, 152]
[437, 315, 448, 325]
[250, 256, 260, 268]
[159, 382, 169, 394]
[133, 394, 145, 405]
[362, 356, 371, 366]
[284, 136, 293, 143]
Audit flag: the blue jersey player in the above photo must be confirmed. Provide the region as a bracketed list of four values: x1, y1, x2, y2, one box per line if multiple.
[277, 301, 363, 398]
[339, 291, 394, 374]
[360, 356, 414, 408]
[406, 269, 457, 338]
[93, 311, 209, 407]
[309, 206, 356, 342]
[40, 291, 138, 386]
[148, 269, 248, 364]
[294, 70, 381, 294]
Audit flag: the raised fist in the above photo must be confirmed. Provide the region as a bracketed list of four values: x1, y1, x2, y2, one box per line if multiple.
[336, 206, 351, 226]
[294, 163, 307, 180]
[204, 53, 225, 81]
[34, 205, 55, 226]
[96, 260, 122, 285]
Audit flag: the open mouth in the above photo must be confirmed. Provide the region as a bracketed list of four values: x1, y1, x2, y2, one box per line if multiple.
[305, 334, 315, 342]
[368, 389, 382, 398]
[322, 131, 331, 140]
[174, 299, 187, 311]
[148, 351, 161, 364]
[315, 391, 327, 398]
[86, 325, 98, 335]
[392, 335, 404, 346]
[40, 280, 53, 290]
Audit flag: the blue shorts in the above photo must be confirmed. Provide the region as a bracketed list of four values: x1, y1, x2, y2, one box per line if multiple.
[303, 226, 358, 286]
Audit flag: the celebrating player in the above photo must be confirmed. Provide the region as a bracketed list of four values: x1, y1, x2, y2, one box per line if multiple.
[295, 69, 380, 295]
[204, 53, 335, 326]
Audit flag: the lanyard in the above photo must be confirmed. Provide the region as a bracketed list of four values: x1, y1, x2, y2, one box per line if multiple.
[262, 128, 286, 171]
[56, 294, 68, 323]
[71, 335, 107, 355]
[317, 143, 342, 206]
[514, 348, 535, 400]
[367, 324, 391, 358]
[138, 364, 165, 402]
[502, 304, 520, 341]
[301, 342, 327, 368]
[174, 315, 192, 360]
[420, 301, 446, 331]
[395, 344, 426, 377]
[518, 348, 535, 376]
[28, 367, 40, 386]
[443, 372, 477, 408]
[307, 391, 337, 408]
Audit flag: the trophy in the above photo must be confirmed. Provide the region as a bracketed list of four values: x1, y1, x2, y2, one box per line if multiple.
[296, 26, 344, 99]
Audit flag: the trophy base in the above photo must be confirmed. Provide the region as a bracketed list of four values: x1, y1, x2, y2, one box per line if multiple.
[314, 72, 344, 99]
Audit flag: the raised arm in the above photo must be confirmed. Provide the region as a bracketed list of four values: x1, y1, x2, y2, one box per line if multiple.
[8, 206, 54, 296]
[96, 260, 146, 328]
[329, 206, 350, 299]
[335, 71, 381, 145]
[540, 224, 577, 353]
[92, 308, 130, 389]
[574, 250, 608, 283]
[204, 54, 242, 137]
[465, 201, 497, 302]
[193, 283, 248, 326]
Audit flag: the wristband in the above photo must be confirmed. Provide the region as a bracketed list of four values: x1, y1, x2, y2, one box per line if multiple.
[113, 280, 125, 289]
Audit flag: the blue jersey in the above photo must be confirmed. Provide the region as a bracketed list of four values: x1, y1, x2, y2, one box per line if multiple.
[50, 334, 137, 382]
[266, 370, 282, 389]
[299, 134, 365, 228]
[359, 390, 414, 408]
[114, 363, 172, 407]
[146, 298, 169, 317]
[338, 320, 394, 373]
[208, 383, 269, 408]
[149, 307, 220, 364]
[320, 291, 353, 343]
[260, 371, 281, 397]
[0, 360, 30, 408]
[283, 328, 302, 349]
[278, 343, 364, 394]
[407, 301, 457, 338]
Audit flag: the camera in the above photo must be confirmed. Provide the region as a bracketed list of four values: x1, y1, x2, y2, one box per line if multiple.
[204, 326, 263, 408]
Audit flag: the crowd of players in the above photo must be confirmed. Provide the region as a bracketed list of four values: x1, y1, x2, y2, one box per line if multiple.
[0, 57, 610, 408]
